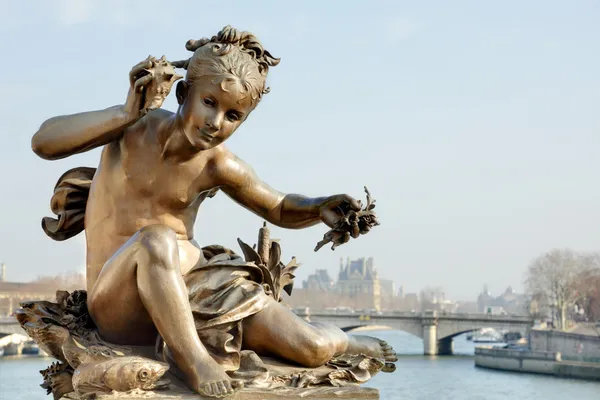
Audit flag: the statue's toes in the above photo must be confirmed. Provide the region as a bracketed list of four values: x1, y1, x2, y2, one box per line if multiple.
[382, 362, 396, 373]
[199, 380, 242, 398]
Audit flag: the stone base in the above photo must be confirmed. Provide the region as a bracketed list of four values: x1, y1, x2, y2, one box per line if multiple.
[93, 388, 379, 399]
[86, 373, 379, 400]
[93, 387, 379, 399]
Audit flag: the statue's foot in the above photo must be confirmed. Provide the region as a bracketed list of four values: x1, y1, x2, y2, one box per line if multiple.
[185, 366, 243, 398]
[347, 335, 398, 372]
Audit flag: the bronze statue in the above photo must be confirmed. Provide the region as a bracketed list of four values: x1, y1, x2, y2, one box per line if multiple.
[23, 26, 396, 399]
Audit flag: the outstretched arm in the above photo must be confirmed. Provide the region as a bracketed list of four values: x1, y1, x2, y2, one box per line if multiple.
[32, 57, 156, 160]
[214, 152, 361, 229]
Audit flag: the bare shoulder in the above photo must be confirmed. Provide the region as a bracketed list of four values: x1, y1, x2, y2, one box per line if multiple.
[122, 108, 174, 141]
[147, 108, 175, 124]
[209, 145, 255, 186]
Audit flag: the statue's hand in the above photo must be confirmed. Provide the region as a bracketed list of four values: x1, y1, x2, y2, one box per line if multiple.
[314, 188, 379, 252]
[122, 56, 156, 122]
[318, 194, 362, 229]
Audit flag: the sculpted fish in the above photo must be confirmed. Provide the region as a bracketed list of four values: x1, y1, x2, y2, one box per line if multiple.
[72, 356, 169, 396]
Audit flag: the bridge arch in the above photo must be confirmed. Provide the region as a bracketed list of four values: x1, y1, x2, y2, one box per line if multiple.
[439, 329, 478, 340]
[436, 320, 531, 342]
[303, 313, 425, 339]
[340, 324, 424, 341]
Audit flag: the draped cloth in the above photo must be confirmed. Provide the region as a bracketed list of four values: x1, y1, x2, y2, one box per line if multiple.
[42, 167, 96, 241]
[181, 245, 271, 372]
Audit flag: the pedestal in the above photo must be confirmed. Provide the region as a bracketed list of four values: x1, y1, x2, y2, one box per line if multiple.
[92, 387, 379, 399]
[87, 371, 380, 400]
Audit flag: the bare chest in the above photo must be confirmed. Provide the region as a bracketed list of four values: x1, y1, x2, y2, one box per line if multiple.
[113, 140, 212, 210]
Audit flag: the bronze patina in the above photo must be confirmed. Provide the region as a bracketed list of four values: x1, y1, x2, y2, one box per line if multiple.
[19, 26, 396, 399]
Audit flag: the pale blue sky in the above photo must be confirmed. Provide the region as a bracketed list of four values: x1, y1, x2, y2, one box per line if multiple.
[0, 1, 599, 300]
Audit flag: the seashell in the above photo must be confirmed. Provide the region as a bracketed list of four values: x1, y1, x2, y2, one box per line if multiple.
[141, 55, 183, 113]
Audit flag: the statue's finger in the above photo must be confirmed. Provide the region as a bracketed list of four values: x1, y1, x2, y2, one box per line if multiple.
[342, 231, 351, 244]
[344, 195, 362, 211]
[129, 59, 153, 84]
[134, 74, 154, 91]
[350, 220, 360, 238]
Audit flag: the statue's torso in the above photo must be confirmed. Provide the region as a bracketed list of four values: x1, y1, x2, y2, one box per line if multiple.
[84, 114, 216, 289]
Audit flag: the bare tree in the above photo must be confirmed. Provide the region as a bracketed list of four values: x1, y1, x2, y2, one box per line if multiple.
[525, 249, 592, 330]
[575, 256, 600, 321]
[523, 292, 549, 321]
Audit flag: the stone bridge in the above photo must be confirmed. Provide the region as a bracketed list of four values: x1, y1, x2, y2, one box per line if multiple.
[294, 310, 534, 355]
[1, 310, 534, 356]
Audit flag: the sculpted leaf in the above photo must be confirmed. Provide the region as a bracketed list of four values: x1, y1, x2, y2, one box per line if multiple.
[281, 257, 300, 297]
[236, 238, 262, 265]
[268, 241, 282, 275]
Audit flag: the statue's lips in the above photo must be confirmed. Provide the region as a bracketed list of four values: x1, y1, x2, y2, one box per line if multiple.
[197, 129, 215, 140]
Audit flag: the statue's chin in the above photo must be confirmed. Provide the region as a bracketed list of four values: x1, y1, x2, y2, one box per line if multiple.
[188, 135, 215, 151]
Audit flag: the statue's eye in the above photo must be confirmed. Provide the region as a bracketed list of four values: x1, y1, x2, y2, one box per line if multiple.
[226, 111, 241, 122]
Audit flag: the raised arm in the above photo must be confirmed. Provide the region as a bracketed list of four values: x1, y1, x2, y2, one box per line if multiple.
[214, 152, 361, 229]
[32, 57, 156, 160]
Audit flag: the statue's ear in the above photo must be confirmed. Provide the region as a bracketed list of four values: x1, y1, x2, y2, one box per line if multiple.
[176, 81, 188, 105]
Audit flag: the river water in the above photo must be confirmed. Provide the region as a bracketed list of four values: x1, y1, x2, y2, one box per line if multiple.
[1, 331, 599, 400]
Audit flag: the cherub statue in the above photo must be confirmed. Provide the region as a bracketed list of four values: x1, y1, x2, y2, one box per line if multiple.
[31, 26, 396, 398]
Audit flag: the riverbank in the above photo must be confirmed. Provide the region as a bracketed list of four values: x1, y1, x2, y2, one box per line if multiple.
[475, 347, 600, 381]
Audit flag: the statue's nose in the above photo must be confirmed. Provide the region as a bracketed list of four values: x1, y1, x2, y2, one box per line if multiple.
[205, 113, 223, 132]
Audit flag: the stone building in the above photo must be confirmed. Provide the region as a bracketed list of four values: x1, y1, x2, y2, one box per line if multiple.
[477, 285, 527, 315]
[302, 269, 334, 291]
[336, 257, 395, 311]
[0, 267, 85, 317]
[419, 286, 458, 313]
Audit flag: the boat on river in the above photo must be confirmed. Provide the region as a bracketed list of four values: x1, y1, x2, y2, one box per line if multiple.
[470, 328, 504, 343]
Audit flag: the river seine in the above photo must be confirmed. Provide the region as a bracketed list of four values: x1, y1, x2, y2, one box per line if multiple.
[1, 330, 598, 399]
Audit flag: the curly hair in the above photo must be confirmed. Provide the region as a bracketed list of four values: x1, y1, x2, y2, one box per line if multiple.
[172, 26, 280, 104]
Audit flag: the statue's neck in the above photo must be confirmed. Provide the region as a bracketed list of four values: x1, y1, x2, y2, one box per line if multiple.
[158, 114, 201, 162]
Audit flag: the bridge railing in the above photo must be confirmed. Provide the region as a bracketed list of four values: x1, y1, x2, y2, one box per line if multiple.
[295, 309, 533, 322]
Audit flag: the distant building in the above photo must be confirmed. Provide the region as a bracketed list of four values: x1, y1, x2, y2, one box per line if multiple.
[302, 269, 334, 291]
[456, 301, 479, 313]
[419, 286, 458, 313]
[477, 285, 527, 315]
[403, 293, 420, 311]
[336, 257, 395, 311]
[397, 285, 404, 298]
[0, 268, 85, 317]
[0, 281, 55, 317]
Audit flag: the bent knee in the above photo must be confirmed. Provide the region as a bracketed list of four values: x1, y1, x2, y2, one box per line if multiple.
[295, 337, 337, 368]
[136, 225, 178, 266]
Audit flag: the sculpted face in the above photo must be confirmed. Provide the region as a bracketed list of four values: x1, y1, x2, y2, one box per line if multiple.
[176, 75, 255, 150]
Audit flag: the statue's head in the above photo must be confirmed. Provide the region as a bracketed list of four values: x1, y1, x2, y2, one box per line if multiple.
[172, 26, 280, 149]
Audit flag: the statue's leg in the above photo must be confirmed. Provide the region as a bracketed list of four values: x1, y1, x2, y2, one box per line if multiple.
[88, 225, 240, 398]
[242, 299, 397, 367]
